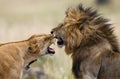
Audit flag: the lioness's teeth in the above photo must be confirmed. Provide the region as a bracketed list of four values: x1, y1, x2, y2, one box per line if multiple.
[50, 53, 54, 56]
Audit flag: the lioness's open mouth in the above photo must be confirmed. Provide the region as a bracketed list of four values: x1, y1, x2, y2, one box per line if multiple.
[25, 45, 55, 70]
[47, 46, 55, 55]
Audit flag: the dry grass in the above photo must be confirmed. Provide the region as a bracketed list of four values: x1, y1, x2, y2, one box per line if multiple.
[0, 0, 119, 79]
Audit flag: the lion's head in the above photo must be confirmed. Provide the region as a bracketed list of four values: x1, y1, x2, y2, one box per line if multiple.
[51, 6, 86, 54]
[51, 4, 120, 55]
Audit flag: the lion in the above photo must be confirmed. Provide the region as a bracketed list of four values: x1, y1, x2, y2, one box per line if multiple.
[0, 34, 55, 79]
[51, 4, 120, 79]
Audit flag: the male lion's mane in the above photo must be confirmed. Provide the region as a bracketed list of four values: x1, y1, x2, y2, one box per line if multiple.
[68, 5, 120, 78]
[66, 4, 119, 54]
[52, 4, 120, 79]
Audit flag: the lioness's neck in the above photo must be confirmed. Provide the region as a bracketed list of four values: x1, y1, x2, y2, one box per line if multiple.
[0, 40, 29, 58]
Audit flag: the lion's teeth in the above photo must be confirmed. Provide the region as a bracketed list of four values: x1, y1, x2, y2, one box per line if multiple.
[50, 43, 55, 48]
[58, 45, 63, 48]
[52, 38, 56, 44]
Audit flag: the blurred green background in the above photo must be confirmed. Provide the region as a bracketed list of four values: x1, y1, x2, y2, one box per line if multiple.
[0, 0, 119, 79]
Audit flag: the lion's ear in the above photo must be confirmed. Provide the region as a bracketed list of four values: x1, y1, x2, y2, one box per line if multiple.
[66, 7, 81, 21]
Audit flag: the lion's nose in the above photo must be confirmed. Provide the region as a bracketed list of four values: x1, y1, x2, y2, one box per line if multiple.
[51, 30, 54, 34]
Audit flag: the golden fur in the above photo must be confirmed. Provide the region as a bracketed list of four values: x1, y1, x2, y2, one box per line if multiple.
[0, 34, 54, 79]
[51, 4, 120, 79]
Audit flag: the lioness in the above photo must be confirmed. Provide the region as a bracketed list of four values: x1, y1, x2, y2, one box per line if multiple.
[51, 4, 120, 79]
[0, 34, 55, 79]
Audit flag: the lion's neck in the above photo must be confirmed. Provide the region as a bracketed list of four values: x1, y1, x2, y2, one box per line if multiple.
[74, 39, 112, 59]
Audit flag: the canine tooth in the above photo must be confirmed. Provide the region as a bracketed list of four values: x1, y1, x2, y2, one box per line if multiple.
[52, 38, 56, 43]
[58, 45, 63, 48]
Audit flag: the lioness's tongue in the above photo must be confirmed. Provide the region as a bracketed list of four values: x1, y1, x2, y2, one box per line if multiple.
[48, 47, 55, 55]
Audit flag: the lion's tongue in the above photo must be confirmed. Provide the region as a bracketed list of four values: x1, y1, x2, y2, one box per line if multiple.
[48, 47, 55, 55]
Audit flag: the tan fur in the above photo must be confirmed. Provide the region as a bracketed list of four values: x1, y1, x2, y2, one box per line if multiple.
[0, 34, 54, 79]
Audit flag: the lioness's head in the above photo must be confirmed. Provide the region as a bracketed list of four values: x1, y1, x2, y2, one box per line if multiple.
[25, 34, 55, 69]
[28, 34, 55, 56]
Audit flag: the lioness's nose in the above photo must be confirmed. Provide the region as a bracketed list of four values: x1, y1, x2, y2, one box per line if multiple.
[47, 34, 54, 38]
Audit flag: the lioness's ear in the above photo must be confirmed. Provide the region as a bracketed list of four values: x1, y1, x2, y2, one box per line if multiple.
[28, 45, 39, 54]
[28, 39, 39, 54]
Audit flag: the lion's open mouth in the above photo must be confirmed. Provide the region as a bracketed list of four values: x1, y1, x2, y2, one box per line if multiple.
[57, 37, 64, 45]
[51, 30, 65, 47]
[55, 36, 65, 47]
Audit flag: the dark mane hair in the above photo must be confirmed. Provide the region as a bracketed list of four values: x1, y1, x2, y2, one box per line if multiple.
[76, 4, 120, 52]
[51, 4, 120, 79]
